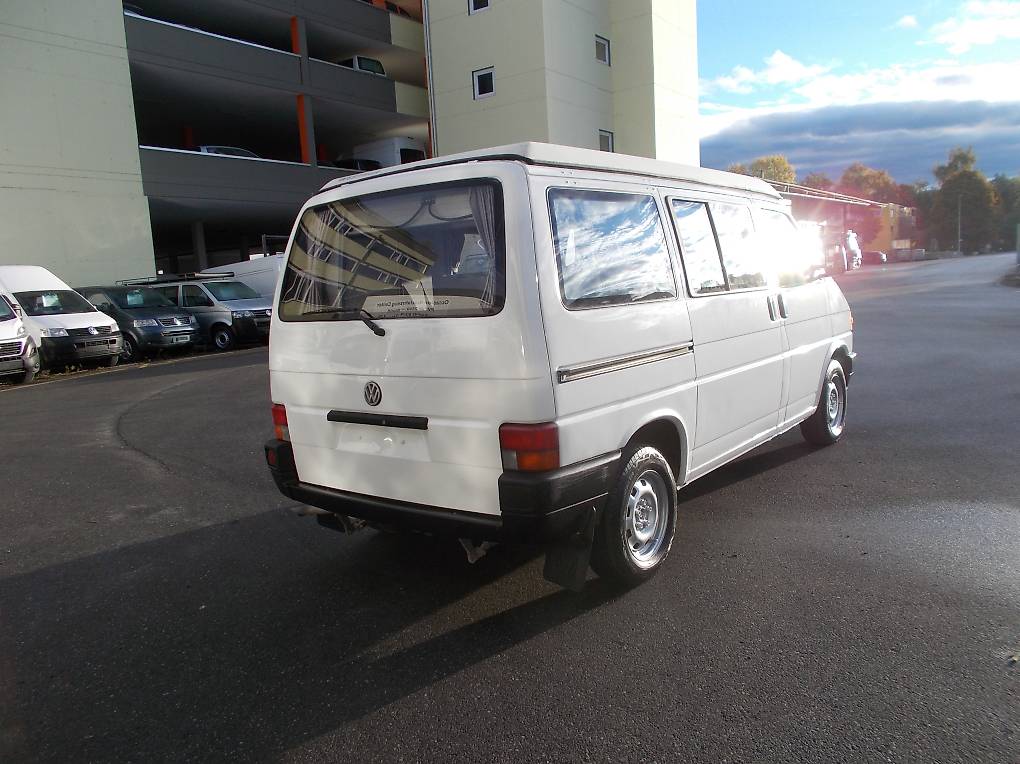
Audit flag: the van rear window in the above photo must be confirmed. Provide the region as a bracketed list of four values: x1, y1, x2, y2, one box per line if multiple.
[278, 181, 505, 321]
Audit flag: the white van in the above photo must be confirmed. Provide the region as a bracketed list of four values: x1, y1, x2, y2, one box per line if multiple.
[201, 254, 284, 298]
[0, 266, 122, 369]
[0, 295, 39, 383]
[264, 143, 854, 589]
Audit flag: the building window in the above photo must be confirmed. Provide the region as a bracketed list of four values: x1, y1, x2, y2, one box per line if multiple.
[598, 129, 614, 152]
[595, 35, 611, 65]
[473, 67, 494, 99]
[469, 0, 490, 13]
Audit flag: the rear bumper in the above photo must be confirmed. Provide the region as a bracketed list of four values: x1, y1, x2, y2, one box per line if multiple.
[264, 439, 618, 543]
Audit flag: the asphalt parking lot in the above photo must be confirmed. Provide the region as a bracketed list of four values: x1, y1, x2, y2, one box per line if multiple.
[2, 253, 1018, 762]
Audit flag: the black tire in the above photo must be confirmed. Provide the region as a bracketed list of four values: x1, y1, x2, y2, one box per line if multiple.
[17, 346, 40, 384]
[801, 359, 847, 445]
[590, 445, 678, 586]
[211, 324, 235, 352]
[121, 334, 139, 363]
[105, 353, 119, 368]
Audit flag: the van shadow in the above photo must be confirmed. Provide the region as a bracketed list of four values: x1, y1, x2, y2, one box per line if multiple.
[0, 511, 618, 761]
[678, 439, 819, 504]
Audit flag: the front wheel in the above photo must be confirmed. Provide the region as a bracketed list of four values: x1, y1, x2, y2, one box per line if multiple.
[590, 445, 677, 586]
[105, 353, 119, 368]
[801, 359, 847, 445]
[120, 334, 139, 363]
[17, 347, 40, 384]
[211, 325, 235, 351]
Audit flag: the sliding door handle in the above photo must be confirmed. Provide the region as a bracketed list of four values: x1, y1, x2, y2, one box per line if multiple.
[777, 293, 788, 319]
[766, 296, 777, 321]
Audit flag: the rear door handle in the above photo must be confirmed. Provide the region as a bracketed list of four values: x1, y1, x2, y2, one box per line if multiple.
[766, 296, 777, 321]
[777, 293, 788, 319]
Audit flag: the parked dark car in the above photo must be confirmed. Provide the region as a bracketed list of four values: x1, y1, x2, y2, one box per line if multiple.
[862, 250, 888, 265]
[77, 285, 200, 361]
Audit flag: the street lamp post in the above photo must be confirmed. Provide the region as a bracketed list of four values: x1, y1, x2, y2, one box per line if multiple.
[957, 195, 962, 255]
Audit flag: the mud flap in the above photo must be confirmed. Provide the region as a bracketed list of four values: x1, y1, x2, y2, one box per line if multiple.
[542, 505, 598, 592]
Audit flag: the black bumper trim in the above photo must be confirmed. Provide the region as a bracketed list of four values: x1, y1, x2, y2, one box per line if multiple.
[264, 441, 620, 543]
[327, 410, 428, 430]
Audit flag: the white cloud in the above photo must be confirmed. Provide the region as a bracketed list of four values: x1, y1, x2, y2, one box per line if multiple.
[929, 0, 1020, 54]
[894, 14, 919, 28]
[710, 50, 830, 95]
[700, 58, 1020, 138]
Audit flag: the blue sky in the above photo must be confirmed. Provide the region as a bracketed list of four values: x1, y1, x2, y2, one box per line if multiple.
[697, 0, 1020, 183]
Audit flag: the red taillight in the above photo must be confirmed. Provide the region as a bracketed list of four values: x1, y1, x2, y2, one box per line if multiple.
[499, 422, 559, 472]
[272, 403, 289, 441]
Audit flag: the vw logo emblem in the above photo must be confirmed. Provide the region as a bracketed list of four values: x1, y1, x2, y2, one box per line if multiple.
[364, 381, 382, 407]
[87, 326, 99, 335]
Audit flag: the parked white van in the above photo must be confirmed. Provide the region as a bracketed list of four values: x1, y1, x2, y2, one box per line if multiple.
[0, 266, 121, 369]
[264, 143, 854, 589]
[0, 295, 39, 383]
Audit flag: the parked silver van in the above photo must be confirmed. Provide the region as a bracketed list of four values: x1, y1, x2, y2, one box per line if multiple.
[125, 274, 273, 351]
[264, 143, 855, 590]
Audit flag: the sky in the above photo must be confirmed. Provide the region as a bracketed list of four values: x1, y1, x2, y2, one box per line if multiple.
[697, 0, 1020, 184]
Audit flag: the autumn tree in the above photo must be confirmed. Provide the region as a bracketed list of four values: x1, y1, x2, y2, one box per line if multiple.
[801, 172, 833, 190]
[934, 147, 977, 185]
[838, 163, 899, 202]
[727, 156, 796, 183]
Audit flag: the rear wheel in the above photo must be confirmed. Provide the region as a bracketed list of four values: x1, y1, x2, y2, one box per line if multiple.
[590, 445, 677, 586]
[801, 359, 847, 445]
[211, 324, 235, 351]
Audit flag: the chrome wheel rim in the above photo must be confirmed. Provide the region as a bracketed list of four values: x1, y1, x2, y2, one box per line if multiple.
[624, 469, 670, 568]
[825, 373, 846, 437]
[214, 331, 230, 350]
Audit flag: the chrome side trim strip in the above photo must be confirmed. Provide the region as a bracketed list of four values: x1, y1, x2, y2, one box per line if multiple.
[557, 342, 694, 384]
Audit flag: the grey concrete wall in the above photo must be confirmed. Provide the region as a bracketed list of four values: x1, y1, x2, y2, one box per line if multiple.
[125, 14, 302, 90]
[0, 0, 156, 284]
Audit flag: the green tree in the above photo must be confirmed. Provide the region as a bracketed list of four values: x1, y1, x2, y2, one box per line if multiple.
[838, 163, 899, 202]
[801, 172, 833, 190]
[934, 147, 977, 185]
[990, 174, 1020, 250]
[932, 169, 996, 252]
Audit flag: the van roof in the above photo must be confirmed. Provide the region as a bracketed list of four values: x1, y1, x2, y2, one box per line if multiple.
[319, 142, 782, 200]
[0, 265, 71, 293]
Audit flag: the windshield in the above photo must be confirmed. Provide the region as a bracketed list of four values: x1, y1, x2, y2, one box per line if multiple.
[15, 290, 96, 317]
[110, 288, 176, 310]
[278, 180, 505, 322]
[203, 281, 260, 301]
[0, 298, 14, 321]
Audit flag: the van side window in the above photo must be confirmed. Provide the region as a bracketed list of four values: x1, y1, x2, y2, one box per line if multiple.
[757, 208, 814, 287]
[153, 286, 180, 305]
[708, 202, 764, 290]
[549, 189, 676, 309]
[182, 285, 212, 307]
[669, 200, 727, 295]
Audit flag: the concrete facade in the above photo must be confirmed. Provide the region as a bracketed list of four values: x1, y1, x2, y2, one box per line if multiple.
[0, 0, 155, 285]
[425, 0, 699, 163]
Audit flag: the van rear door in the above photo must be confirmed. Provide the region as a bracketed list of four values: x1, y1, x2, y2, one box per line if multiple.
[269, 166, 552, 516]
